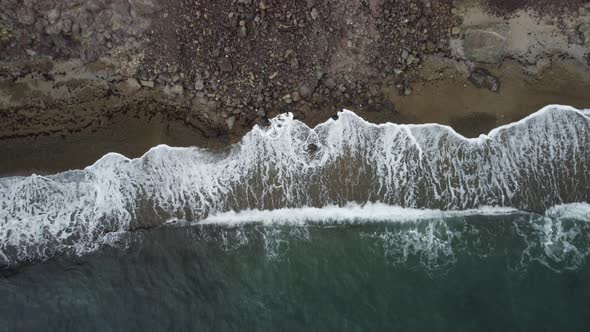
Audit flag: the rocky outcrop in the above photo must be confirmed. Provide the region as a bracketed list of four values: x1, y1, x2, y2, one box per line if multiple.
[463, 24, 509, 63]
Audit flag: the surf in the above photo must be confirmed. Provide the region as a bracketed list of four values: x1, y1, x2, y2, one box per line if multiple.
[0, 104, 589, 267]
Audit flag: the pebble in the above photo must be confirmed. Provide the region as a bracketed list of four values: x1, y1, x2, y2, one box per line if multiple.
[168, 84, 184, 95]
[238, 20, 247, 37]
[126, 78, 141, 91]
[194, 79, 205, 91]
[282, 94, 293, 104]
[402, 49, 409, 60]
[299, 82, 317, 99]
[226, 116, 236, 130]
[140, 80, 155, 88]
[323, 77, 336, 89]
[47, 9, 60, 25]
[219, 58, 233, 72]
[311, 8, 319, 20]
[256, 108, 266, 117]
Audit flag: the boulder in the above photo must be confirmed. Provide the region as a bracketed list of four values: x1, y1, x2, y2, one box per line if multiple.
[463, 24, 509, 63]
[469, 68, 500, 93]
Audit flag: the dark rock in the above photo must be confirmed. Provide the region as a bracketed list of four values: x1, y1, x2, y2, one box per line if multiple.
[306, 143, 319, 153]
[204, 128, 220, 138]
[323, 77, 336, 89]
[218, 57, 233, 72]
[299, 79, 318, 99]
[469, 68, 500, 92]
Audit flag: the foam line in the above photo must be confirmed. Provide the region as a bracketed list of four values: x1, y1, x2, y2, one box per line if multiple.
[198, 203, 521, 226]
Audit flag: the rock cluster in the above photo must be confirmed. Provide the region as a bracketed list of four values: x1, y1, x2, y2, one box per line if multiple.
[136, 0, 459, 128]
[0, 0, 157, 61]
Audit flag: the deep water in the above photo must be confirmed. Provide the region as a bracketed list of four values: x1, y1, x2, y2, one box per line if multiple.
[2, 212, 590, 331]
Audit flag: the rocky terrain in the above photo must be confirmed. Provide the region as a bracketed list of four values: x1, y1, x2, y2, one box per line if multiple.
[0, 0, 589, 146]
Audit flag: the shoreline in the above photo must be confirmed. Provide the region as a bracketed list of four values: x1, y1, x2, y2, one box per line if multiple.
[1, 0, 590, 174]
[1, 103, 588, 176]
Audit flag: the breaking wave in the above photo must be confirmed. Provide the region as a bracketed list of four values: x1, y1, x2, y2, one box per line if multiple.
[0, 105, 589, 267]
[191, 203, 590, 272]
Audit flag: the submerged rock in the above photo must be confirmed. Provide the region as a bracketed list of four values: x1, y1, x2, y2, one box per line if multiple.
[463, 24, 509, 63]
[306, 143, 319, 153]
[469, 68, 500, 92]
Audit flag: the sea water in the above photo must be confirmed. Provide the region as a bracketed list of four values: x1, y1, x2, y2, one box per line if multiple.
[1, 105, 589, 330]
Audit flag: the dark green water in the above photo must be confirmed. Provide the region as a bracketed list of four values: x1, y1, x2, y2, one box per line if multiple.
[2, 213, 590, 331]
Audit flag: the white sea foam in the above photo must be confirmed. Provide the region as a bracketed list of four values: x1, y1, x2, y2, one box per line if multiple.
[199, 203, 520, 226]
[198, 203, 590, 272]
[0, 104, 589, 266]
[545, 202, 590, 221]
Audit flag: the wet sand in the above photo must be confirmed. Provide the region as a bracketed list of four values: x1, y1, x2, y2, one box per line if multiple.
[0, 114, 226, 176]
[389, 60, 590, 137]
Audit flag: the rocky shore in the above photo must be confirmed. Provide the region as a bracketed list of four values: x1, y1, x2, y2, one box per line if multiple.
[1, 0, 590, 173]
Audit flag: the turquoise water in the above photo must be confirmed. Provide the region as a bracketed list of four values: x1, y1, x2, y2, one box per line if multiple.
[2, 212, 590, 331]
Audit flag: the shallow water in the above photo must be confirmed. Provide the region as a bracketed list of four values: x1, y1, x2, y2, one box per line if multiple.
[2, 211, 590, 331]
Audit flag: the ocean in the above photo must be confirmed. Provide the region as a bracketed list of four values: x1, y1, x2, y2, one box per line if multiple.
[1, 105, 589, 331]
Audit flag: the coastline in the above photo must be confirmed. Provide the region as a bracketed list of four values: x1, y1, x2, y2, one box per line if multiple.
[1, 0, 590, 174]
[2, 103, 588, 177]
